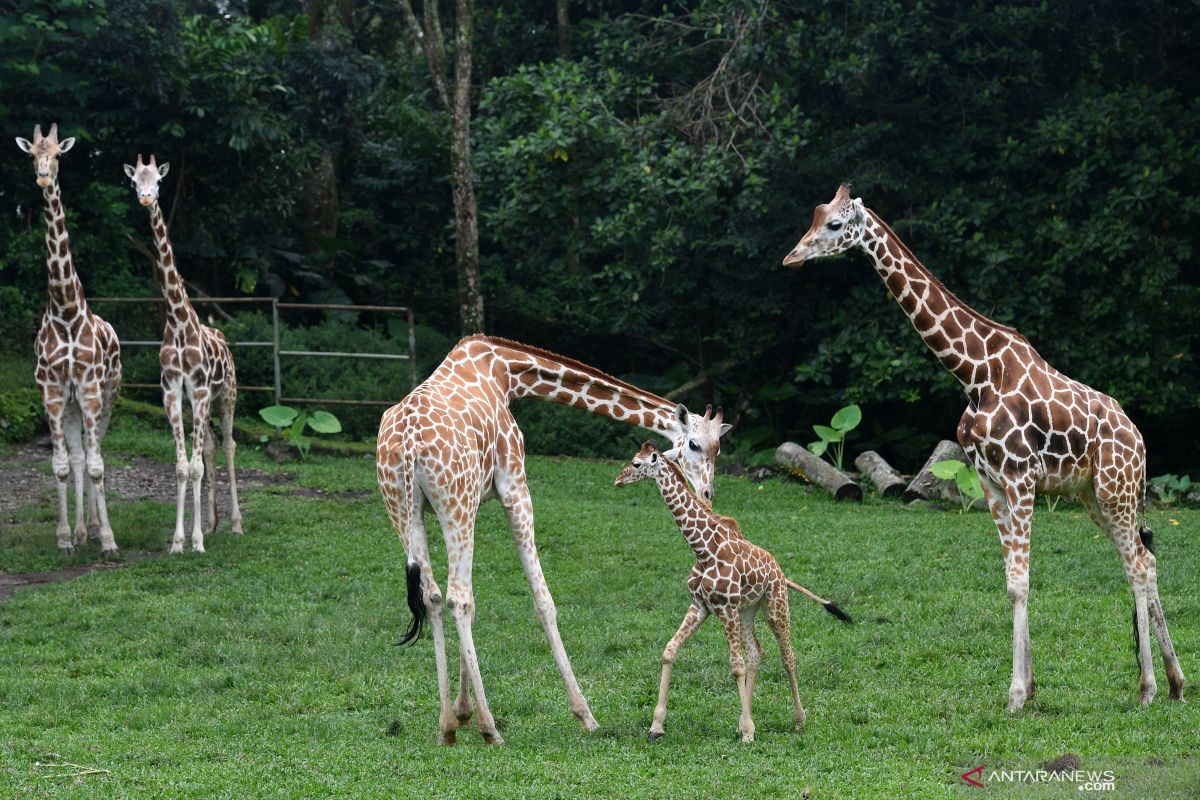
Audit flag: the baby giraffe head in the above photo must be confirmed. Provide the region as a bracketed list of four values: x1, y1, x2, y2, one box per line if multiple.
[782, 183, 867, 267]
[15, 124, 75, 188]
[614, 441, 668, 488]
[123, 154, 170, 207]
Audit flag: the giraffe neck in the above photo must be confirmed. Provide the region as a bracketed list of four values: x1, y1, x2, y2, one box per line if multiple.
[859, 209, 1024, 402]
[148, 202, 199, 335]
[654, 461, 722, 560]
[485, 337, 679, 434]
[41, 181, 87, 320]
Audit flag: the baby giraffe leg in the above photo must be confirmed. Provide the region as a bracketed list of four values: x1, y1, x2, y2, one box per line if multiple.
[715, 607, 753, 742]
[649, 600, 708, 741]
[739, 606, 764, 700]
[765, 585, 805, 730]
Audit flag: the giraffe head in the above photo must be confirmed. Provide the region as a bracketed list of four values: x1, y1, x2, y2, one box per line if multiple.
[782, 183, 867, 267]
[123, 154, 170, 207]
[666, 403, 730, 506]
[15, 124, 75, 188]
[614, 441, 669, 488]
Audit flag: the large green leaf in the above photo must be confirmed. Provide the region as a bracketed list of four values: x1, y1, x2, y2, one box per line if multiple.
[956, 468, 984, 500]
[259, 405, 298, 428]
[830, 404, 862, 432]
[307, 410, 343, 434]
[812, 425, 841, 443]
[930, 460, 964, 480]
[807, 440, 828, 457]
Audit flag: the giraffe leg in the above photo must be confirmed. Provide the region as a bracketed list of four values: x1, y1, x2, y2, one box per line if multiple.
[63, 400, 88, 547]
[220, 390, 243, 535]
[41, 387, 73, 553]
[164, 383, 189, 554]
[409, 512, 457, 744]
[187, 389, 213, 553]
[203, 420, 217, 534]
[496, 463, 598, 732]
[87, 385, 115, 541]
[739, 605, 764, 702]
[1084, 487, 1157, 705]
[1146, 566, 1185, 701]
[980, 476, 1036, 711]
[648, 600, 708, 741]
[715, 606, 753, 742]
[79, 387, 117, 556]
[764, 585, 806, 730]
[453, 656, 474, 727]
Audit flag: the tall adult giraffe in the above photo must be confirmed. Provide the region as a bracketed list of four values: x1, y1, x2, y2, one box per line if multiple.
[16, 124, 121, 556]
[377, 335, 731, 744]
[125, 154, 242, 554]
[783, 184, 1184, 710]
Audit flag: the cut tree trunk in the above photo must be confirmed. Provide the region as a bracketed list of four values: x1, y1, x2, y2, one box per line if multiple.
[776, 442, 862, 502]
[904, 440, 968, 503]
[854, 450, 906, 498]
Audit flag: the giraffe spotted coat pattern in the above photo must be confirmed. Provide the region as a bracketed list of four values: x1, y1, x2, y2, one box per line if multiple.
[16, 124, 122, 556]
[125, 154, 243, 554]
[784, 184, 1184, 710]
[615, 441, 851, 742]
[376, 334, 730, 745]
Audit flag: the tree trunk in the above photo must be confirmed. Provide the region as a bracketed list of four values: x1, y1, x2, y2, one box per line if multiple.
[854, 450, 906, 498]
[776, 442, 863, 502]
[557, 0, 570, 59]
[904, 440, 968, 503]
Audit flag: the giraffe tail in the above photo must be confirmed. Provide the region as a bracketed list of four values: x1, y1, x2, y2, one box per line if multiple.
[785, 579, 853, 624]
[394, 454, 426, 647]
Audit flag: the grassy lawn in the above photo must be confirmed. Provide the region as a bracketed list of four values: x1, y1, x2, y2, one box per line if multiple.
[0, 415, 1196, 798]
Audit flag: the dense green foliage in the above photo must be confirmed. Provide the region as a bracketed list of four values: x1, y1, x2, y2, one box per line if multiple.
[2, 0, 1197, 472]
[0, 420, 1197, 797]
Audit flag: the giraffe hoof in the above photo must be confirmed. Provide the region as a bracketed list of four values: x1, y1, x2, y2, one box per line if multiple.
[61, 545, 75, 556]
[481, 730, 505, 746]
[579, 713, 599, 732]
[647, 730, 665, 742]
[100, 547, 119, 560]
[1137, 689, 1157, 707]
[438, 730, 457, 746]
[73, 528, 88, 546]
[168, 543, 184, 555]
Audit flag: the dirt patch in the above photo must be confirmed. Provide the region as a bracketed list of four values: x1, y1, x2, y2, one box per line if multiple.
[0, 550, 159, 602]
[0, 434, 286, 528]
[1043, 754, 1081, 774]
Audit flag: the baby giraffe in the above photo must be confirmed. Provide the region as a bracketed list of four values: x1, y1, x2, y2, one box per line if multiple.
[615, 441, 851, 742]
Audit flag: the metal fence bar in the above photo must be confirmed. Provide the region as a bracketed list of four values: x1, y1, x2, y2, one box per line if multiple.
[92, 296, 417, 409]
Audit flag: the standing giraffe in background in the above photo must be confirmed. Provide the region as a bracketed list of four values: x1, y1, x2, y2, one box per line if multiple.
[16, 124, 121, 556]
[377, 335, 731, 744]
[125, 154, 242, 554]
[783, 184, 1185, 710]
[614, 441, 851, 743]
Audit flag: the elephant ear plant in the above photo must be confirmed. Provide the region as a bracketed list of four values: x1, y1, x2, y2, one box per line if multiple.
[808, 404, 861, 471]
[930, 459, 985, 513]
[259, 405, 342, 459]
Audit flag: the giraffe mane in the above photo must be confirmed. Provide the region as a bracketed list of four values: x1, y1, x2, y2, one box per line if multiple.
[463, 334, 677, 413]
[866, 210, 1029, 344]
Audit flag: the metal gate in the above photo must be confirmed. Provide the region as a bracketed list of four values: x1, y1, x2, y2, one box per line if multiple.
[91, 297, 416, 407]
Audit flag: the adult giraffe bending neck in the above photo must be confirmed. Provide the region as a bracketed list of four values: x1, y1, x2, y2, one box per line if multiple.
[16, 124, 121, 555]
[783, 184, 1184, 710]
[377, 335, 731, 744]
[125, 154, 242, 553]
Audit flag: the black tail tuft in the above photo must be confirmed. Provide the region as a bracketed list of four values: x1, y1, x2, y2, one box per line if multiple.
[395, 561, 426, 647]
[1139, 526, 1154, 555]
[823, 601, 853, 624]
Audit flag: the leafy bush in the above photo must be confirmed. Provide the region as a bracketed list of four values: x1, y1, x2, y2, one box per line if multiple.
[0, 387, 42, 442]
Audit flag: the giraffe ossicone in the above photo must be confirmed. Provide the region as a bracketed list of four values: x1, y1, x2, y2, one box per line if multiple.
[377, 334, 731, 745]
[18, 124, 122, 556]
[126, 153, 242, 553]
[615, 441, 851, 742]
[784, 184, 1185, 710]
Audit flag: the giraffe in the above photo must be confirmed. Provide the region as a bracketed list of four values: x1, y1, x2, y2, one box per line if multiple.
[376, 334, 731, 745]
[783, 184, 1185, 710]
[124, 154, 242, 554]
[16, 124, 122, 556]
[614, 441, 851, 742]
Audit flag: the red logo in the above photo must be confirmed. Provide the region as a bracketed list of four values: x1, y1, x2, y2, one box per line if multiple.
[961, 765, 985, 788]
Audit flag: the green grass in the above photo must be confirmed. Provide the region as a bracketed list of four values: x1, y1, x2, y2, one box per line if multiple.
[0, 435, 1197, 798]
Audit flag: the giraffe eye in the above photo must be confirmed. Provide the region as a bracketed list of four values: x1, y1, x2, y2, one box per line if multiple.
[688, 440, 700, 452]
[827, 220, 843, 231]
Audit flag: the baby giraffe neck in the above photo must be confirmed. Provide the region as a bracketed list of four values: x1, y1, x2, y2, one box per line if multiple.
[654, 464, 718, 559]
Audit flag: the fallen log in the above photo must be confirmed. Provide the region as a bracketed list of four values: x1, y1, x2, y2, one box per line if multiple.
[904, 440, 968, 503]
[854, 450, 906, 498]
[776, 442, 863, 502]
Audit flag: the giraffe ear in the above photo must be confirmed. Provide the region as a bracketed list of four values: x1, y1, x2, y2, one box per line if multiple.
[58, 137, 75, 154]
[650, 451, 659, 464]
[157, 162, 170, 178]
[662, 447, 680, 460]
[15, 137, 33, 154]
[123, 164, 136, 179]
[674, 403, 689, 429]
[851, 197, 865, 221]
[718, 423, 733, 437]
